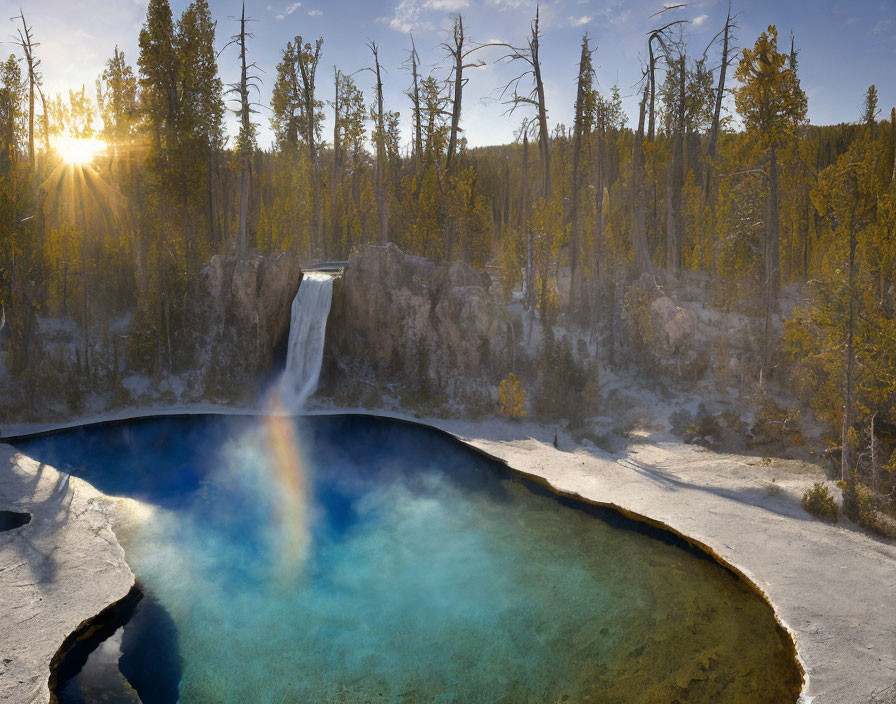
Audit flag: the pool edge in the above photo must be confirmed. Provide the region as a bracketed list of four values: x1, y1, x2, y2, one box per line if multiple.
[3, 407, 810, 703]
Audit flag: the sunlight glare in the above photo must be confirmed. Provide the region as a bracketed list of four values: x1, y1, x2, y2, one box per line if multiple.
[54, 136, 106, 164]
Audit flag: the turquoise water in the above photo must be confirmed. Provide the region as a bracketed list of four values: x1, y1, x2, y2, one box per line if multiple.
[14, 415, 801, 703]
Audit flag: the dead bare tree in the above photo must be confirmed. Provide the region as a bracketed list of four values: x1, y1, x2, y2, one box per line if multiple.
[330, 66, 343, 244]
[707, 4, 736, 162]
[517, 120, 535, 314]
[646, 4, 687, 141]
[497, 6, 551, 200]
[704, 3, 739, 196]
[631, 73, 653, 276]
[442, 15, 487, 170]
[366, 41, 389, 244]
[226, 2, 262, 257]
[402, 36, 424, 172]
[12, 10, 39, 173]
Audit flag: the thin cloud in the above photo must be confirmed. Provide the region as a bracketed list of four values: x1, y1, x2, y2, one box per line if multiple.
[872, 18, 894, 34]
[276, 2, 302, 20]
[380, 0, 474, 33]
[488, 0, 533, 10]
[588, 5, 632, 27]
[569, 15, 591, 27]
[308, 8, 322, 16]
[427, 0, 470, 9]
[693, 14, 708, 27]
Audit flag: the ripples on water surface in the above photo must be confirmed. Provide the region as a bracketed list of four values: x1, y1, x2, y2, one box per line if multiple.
[13, 414, 802, 703]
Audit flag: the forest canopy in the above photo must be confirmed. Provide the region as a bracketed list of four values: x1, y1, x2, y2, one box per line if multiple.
[1, 2, 895, 523]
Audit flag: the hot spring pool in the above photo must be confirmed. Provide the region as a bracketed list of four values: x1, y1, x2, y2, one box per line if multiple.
[13, 414, 802, 703]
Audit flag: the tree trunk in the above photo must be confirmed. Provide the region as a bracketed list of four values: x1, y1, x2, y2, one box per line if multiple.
[568, 37, 589, 314]
[533, 61, 550, 199]
[16, 13, 36, 174]
[766, 145, 781, 302]
[520, 131, 534, 314]
[648, 40, 657, 142]
[410, 41, 423, 172]
[631, 81, 652, 275]
[871, 413, 879, 492]
[236, 3, 251, 257]
[891, 107, 896, 184]
[297, 38, 323, 256]
[666, 57, 685, 275]
[331, 68, 343, 252]
[206, 148, 218, 245]
[527, 7, 551, 201]
[841, 217, 857, 482]
[593, 126, 605, 317]
[77, 178, 91, 386]
[370, 43, 389, 244]
[446, 16, 464, 170]
[707, 9, 731, 162]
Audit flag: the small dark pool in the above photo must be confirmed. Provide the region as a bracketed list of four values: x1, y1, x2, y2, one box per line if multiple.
[0, 510, 30, 532]
[13, 414, 802, 703]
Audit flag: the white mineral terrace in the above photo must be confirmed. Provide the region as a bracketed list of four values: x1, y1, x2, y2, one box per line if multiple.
[1, 407, 895, 704]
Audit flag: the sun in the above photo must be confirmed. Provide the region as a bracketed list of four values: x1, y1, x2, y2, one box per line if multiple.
[54, 136, 107, 165]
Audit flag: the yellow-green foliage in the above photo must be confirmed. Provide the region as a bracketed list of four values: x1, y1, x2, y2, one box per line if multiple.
[528, 196, 569, 312]
[621, 281, 657, 366]
[801, 483, 840, 523]
[498, 372, 527, 420]
[843, 479, 896, 539]
[751, 396, 804, 446]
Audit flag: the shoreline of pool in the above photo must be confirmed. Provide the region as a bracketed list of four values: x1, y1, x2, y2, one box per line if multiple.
[3, 404, 895, 703]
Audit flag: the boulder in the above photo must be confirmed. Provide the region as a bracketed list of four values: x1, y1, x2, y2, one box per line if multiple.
[623, 274, 703, 379]
[649, 296, 697, 358]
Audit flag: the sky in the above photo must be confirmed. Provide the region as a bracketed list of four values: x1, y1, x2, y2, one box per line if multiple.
[6, 0, 896, 149]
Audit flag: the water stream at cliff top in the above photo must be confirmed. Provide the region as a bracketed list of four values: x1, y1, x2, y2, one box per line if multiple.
[13, 414, 803, 704]
[279, 271, 334, 412]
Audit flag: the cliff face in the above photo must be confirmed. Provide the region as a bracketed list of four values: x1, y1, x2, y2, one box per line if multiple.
[189, 253, 301, 402]
[323, 244, 512, 407]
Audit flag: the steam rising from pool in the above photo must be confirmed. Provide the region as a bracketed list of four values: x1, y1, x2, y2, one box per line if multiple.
[13, 415, 803, 703]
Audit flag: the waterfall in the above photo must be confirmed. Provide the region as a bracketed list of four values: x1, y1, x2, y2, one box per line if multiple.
[279, 272, 335, 412]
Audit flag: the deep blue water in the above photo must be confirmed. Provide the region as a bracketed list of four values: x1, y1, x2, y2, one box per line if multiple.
[12, 414, 802, 703]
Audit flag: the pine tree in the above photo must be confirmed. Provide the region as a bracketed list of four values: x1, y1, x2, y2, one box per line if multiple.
[861, 84, 879, 127]
[734, 25, 807, 301]
[568, 34, 596, 312]
[138, 0, 180, 150]
[97, 47, 138, 155]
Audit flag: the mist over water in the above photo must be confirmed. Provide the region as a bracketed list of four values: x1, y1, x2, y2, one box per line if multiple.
[13, 415, 802, 703]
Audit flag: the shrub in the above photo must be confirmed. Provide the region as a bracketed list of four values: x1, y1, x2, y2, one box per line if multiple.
[752, 396, 804, 446]
[668, 409, 694, 436]
[844, 479, 896, 540]
[685, 414, 723, 445]
[801, 483, 840, 523]
[498, 372, 527, 420]
[681, 405, 723, 445]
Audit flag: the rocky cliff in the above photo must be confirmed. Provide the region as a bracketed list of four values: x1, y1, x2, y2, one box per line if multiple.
[322, 244, 512, 410]
[0, 253, 302, 424]
[189, 253, 301, 402]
